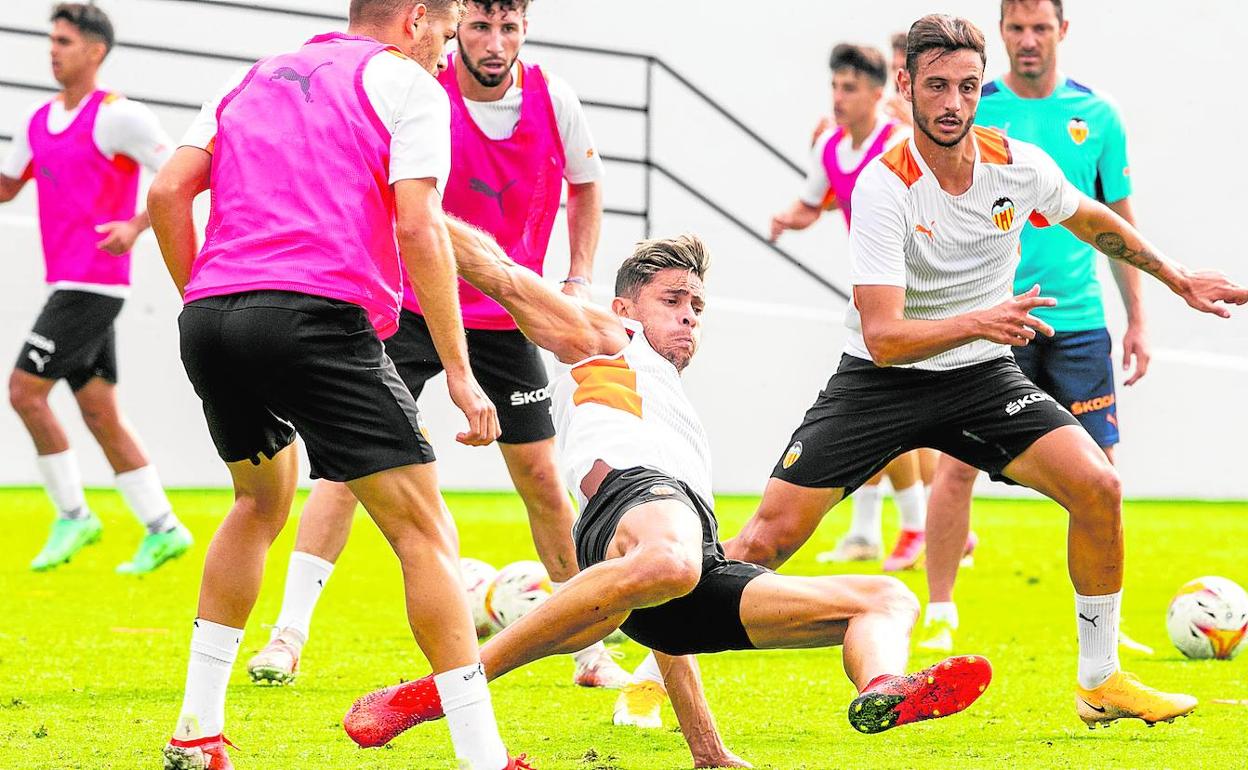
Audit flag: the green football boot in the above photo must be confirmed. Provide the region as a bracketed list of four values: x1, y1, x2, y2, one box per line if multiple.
[116, 525, 194, 575]
[30, 514, 103, 571]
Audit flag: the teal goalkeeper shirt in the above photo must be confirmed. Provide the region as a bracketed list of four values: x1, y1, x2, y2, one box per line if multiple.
[976, 76, 1133, 332]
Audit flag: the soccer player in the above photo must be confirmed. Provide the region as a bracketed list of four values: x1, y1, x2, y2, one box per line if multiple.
[0, 3, 192, 575]
[769, 43, 929, 574]
[723, 14, 1245, 728]
[147, 2, 529, 768]
[917, 0, 1153, 655]
[247, 0, 627, 691]
[341, 229, 994, 766]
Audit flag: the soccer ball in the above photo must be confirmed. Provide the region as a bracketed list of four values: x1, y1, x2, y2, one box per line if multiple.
[484, 560, 553, 630]
[1166, 576, 1248, 660]
[460, 557, 499, 639]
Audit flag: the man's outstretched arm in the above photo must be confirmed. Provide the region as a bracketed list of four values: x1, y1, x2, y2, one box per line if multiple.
[447, 216, 630, 364]
[658, 653, 751, 768]
[1061, 196, 1248, 317]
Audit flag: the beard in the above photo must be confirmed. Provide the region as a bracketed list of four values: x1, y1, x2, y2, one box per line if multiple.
[460, 48, 515, 88]
[914, 107, 975, 148]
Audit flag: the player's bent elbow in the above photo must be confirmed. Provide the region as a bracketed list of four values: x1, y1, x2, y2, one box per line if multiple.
[862, 335, 902, 368]
[146, 174, 191, 213]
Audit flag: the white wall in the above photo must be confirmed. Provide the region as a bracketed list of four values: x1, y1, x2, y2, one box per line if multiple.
[1, 0, 1244, 498]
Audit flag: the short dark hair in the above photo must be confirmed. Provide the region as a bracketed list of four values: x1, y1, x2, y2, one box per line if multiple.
[349, 0, 464, 27]
[50, 3, 114, 54]
[890, 32, 908, 54]
[905, 14, 987, 77]
[615, 235, 711, 299]
[466, 0, 532, 14]
[829, 43, 888, 87]
[1001, 0, 1064, 24]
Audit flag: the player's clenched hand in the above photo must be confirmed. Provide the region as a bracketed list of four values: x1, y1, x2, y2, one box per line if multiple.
[768, 213, 791, 242]
[95, 220, 140, 255]
[447, 371, 500, 447]
[975, 284, 1056, 346]
[1173, 268, 1248, 319]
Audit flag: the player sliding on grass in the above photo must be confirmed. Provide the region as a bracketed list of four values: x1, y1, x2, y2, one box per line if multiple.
[721, 14, 1246, 729]
[248, 0, 628, 692]
[343, 230, 994, 767]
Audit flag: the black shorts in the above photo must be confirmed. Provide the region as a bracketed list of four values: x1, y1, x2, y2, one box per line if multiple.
[179, 291, 435, 482]
[15, 290, 123, 391]
[384, 310, 555, 445]
[574, 466, 769, 656]
[1013, 328, 1119, 447]
[772, 354, 1082, 492]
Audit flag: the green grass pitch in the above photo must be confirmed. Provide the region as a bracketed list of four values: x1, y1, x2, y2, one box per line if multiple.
[1, 488, 1246, 769]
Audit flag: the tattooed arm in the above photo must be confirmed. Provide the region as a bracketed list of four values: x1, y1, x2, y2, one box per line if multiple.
[1061, 197, 1248, 318]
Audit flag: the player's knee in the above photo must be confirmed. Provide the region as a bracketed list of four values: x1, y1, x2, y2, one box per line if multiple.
[8, 375, 46, 417]
[1083, 464, 1123, 516]
[230, 493, 290, 536]
[78, 401, 116, 435]
[626, 546, 701, 603]
[876, 576, 921, 622]
[937, 460, 979, 488]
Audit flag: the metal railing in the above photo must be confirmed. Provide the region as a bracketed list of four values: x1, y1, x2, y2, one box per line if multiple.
[0, 4, 848, 300]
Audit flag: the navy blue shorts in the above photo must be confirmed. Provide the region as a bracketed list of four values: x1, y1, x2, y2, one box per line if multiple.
[1012, 328, 1119, 447]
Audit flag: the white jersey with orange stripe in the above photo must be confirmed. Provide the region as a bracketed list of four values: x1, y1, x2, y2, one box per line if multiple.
[845, 126, 1082, 370]
[552, 318, 713, 512]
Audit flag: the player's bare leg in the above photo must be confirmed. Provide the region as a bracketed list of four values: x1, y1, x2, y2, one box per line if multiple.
[248, 480, 357, 684]
[168, 443, 299, 766]
[724, 479, 846, 569]
[9, 369, 69, 454]
[1002, 425, 1195, 726]
[73, 378, 148, 472]
[500, 439, 577, 580]
[918, 455, 977, 652]
[739, 574, 916, 686]
[735, 570, 989, 733]
[11, 370, 105, 570]
[500, 438, 630, 688]
[343, 496, 704, 747]
[346, 464, 481, 671]
[74, 377, 192, 574]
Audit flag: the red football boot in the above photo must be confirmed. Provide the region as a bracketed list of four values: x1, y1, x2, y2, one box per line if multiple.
[343, 675, 444, 748]
[848, 655, 992, 734]
[163, 734, 235, 769]
[507, 755, 536, 769]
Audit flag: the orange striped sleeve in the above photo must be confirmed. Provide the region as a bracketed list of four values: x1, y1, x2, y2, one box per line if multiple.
[880, 139, 922, 187]
[571, 357, 643, 418]
[974, 125, 1012, 165]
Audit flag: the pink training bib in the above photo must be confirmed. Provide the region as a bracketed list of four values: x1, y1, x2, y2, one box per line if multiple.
[184, 32, 404, 338]
[823, 119, 900, 229]
[27, 90, 139, 286]
[403, 53, 565, 331]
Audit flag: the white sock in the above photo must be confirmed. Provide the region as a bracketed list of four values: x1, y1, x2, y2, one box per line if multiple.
[274, 551, 335, 642]
[631, 651, 664, 687]
[175, 619, 242, 740]
[848, 484, 883, 543]
[1075, 591, 1121, 689]
[36, 449, 88, 519]
[433, 663, 508, 770]
[925, 601, 959, 628]
[895, 482, 927, 532]
[116, 465, 178, 534]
